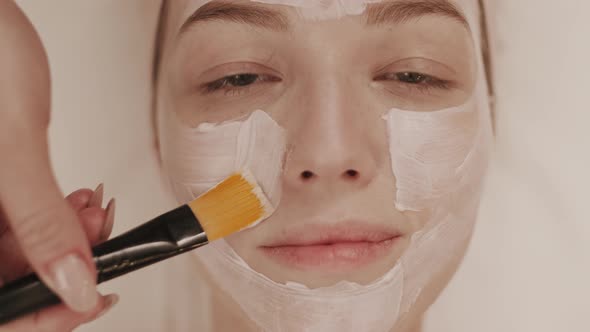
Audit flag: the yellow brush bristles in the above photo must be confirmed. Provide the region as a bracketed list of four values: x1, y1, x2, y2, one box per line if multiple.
[187, 170, 274, 241]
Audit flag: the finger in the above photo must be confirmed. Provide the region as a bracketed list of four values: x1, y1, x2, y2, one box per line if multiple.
[0, 204, 28, 281]
[0, 229, 29, 282]
[65, 188, 94, 213]
[87, 184, 104, 209]
[0, 293, 118, 332]
[99, 199, 116, 242]
[0, 170, 99, 314]
[0, 204, 8, 237]
[0, 204, 108, 289]
[0, 0, 50, 126]
[78, 207, 107, 246]
[0, 3, 98, 313]
[67, 192, 114, 246]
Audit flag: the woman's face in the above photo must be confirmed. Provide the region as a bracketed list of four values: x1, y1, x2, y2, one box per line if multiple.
[157, 0, 480, 290]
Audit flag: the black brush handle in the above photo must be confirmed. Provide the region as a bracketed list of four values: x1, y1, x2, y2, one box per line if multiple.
[0, 274, 59, 324]
[0, 205, 206, 325]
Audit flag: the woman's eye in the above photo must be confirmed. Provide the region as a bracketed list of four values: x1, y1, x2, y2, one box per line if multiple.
[223, 74, 259, 87]
[376, 72, 451, 90]
[203, 73, 278, 94]
[396, 72, 429, 84]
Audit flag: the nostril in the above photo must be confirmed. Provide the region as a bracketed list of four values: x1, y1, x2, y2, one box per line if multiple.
[301, 170, 315, 180]
[298, 170, 360, 182]
[344, 169, 359, 179]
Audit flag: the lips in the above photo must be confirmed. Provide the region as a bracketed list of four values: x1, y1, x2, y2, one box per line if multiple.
[259, 222, 401, 271]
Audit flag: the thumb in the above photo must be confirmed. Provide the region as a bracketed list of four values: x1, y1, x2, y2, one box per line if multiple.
[0, 0, 98, 313]
[0, 141, 100, 314]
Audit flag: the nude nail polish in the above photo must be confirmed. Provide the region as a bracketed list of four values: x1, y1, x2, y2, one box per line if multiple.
[46, 253, 98, 313]
[88, 183, 104, 208]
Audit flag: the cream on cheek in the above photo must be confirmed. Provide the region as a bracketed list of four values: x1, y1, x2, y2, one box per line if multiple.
[384, 101, 479, 212]
[158, 109, 286, 208]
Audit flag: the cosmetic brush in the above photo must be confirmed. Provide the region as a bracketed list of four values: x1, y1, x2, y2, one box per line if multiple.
[0, 170, 272, 324]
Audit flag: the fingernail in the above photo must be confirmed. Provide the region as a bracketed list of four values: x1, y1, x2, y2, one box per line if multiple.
[100, 198, 116, 241]
[88, 183, 104, 208]
[95, 294, 119, 319]
[47, 253, 98, 313]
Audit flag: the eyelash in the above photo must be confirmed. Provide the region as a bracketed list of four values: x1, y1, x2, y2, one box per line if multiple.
[376, 72, 452, 90]
[201, 71, 451, 96]
[202, 73, 279, 96]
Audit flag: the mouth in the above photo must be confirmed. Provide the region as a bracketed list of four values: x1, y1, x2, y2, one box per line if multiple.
[259, 221, 402, 271]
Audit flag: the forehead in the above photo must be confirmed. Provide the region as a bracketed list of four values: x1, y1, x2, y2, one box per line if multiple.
[166, 0, 481, 34]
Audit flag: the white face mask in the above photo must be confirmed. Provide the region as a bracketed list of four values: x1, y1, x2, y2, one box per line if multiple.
[251, 0, 384, 20]
[158, 1, 493, 331]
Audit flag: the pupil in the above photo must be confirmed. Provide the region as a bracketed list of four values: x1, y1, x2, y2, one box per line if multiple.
[228, 74, 258, 86]
[398, 72, 426, 84]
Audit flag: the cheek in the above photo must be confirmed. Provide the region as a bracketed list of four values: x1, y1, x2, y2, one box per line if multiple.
[158, 108, 286, 207]
[382, 100, 481, 212]
[157, 102, 288, 265]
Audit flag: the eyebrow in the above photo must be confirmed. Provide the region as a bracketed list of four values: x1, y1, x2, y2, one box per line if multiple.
[366, 0, 469, 28]
[180, 1, 289, 33]
[179, 0, 469, 35]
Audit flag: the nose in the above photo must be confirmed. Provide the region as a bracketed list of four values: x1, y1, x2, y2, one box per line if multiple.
[283, 77, 378, 191]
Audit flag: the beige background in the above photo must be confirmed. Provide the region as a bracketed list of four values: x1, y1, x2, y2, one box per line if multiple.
[15, 1, 590, 331]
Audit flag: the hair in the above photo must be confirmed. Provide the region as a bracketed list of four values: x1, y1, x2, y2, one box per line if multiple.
[478, 0, 495, 129]
[151, 0, 495, 134]
[153, 0, 169, 85]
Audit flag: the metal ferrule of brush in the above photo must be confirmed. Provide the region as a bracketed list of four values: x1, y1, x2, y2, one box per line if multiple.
[93, 205, 209, 283]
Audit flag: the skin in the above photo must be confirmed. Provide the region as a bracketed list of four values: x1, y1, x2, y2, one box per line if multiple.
[156, 0, 482, 331]
[0, 1, 116, 331]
